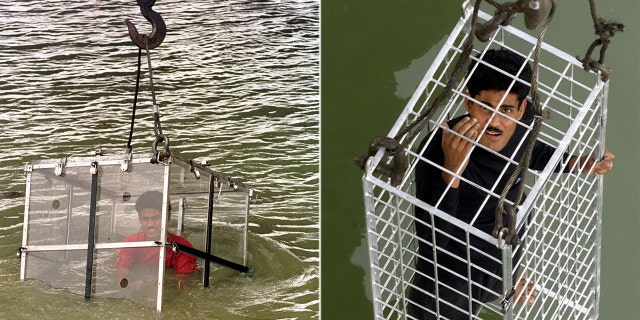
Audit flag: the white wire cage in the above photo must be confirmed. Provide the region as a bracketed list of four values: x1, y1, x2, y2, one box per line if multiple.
[361, 3, 608, 320]
[20, 151, 255, 311]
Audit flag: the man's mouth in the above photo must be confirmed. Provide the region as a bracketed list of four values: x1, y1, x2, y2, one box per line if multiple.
[485, 126, 503, 136]
[145, 227, 158, 234]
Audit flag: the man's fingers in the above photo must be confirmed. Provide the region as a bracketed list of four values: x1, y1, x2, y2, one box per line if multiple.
[602, 149, 615, 161]
[452, 117, 479, 135]
[444, 117, 479, 144]
[594, 159, 613, 174]
[593, 149, 614, 174]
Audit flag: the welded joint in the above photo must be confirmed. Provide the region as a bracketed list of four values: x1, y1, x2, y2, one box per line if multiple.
[55, 158, 67, 176]
[227, 177, 238, 190]
[23, 163, 33, 175]
[189, 160, 201, 179]
[249, 188, 258, 200]
[121, 152, 132, 172]
[89, 161, 98, 175]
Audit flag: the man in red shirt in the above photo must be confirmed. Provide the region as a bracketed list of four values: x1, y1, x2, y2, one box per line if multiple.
[115, 191, 198, 288]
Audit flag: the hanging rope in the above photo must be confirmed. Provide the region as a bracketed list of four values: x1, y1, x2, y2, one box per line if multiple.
[126, 48, 143, 152]
[143, 37, 170, 162]
[124, 1, 169, 161]
[493, 0, 556, 245]
[576, 0, 624, 82]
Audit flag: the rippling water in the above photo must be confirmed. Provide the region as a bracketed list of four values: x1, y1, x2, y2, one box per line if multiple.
[0, 0, 318, 318]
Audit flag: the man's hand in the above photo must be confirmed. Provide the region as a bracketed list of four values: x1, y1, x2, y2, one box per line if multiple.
[591, 149, 614, 174]
[441, 117, 480, 188]
[571, 149, 615, 174]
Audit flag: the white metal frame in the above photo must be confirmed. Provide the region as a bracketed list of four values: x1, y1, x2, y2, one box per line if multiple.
[362, 3, 608, 319]
[20, 152, 254, 312]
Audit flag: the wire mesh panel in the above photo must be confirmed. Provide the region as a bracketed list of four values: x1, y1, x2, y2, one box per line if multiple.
[94, 159, 168, 310]
[362, 4, 607, 320]
[20, 152, 253, 311]
[168, 156, 251, 271]
[20, 163, 93, 295]
[21, 154, 170, 310]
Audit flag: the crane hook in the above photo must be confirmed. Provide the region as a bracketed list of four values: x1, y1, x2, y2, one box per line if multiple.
[124, 0, 166, 49]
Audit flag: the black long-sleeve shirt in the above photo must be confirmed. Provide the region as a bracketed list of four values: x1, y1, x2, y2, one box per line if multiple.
[414, 105, 558, 293]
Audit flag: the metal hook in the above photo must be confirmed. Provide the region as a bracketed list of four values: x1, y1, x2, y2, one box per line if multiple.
[125, 1, 166, 49]
[354, 136, 406, 187]
[520, 0, 553, 30]
[475, 0, 554, 42]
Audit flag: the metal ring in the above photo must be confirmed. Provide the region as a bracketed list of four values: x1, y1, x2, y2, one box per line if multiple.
[151, 135, 170, 162]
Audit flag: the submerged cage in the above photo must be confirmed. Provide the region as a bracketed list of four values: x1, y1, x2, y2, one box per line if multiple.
[362, 3, 608, 320]
[20, 151, 255, 311]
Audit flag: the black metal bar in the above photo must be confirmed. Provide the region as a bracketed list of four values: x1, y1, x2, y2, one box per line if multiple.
[203, 174, 215, 287]
[170, 242, 249, 273]
[84, 162, 99, 300]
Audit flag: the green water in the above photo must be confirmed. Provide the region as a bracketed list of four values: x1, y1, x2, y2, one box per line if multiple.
[321, 1, 639, 319]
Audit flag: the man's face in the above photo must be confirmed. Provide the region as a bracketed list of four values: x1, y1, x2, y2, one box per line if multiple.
[465, 90, 526, 153]
[138, 207, 163, 240]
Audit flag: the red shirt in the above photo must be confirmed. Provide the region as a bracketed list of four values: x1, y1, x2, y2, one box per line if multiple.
[115, 232, 198, 274]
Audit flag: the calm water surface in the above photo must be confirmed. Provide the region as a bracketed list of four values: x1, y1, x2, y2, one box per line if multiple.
[0, 0, 318, 319]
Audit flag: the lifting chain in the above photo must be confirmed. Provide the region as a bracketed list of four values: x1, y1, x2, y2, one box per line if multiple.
[124, 0, 170, 162]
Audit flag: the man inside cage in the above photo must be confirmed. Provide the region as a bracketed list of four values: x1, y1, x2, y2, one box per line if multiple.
[115, 190, 199, 289]
[407, 48, 615, 319]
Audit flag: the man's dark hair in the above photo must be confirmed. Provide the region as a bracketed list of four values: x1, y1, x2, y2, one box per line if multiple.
[466, 48, 532, 103]
[135, 191, 164, 214]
